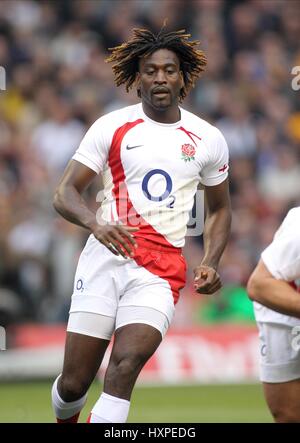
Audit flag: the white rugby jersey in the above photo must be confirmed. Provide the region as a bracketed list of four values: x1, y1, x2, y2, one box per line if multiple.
[254, 207, 300, 325]
[72, 103, 229, 248]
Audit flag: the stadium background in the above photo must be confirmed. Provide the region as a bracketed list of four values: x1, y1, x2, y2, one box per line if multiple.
[0, 0, 299, 422]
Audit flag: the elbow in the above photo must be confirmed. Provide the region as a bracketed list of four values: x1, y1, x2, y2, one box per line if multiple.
[247, 274, 261, 302]
[53, 187, 64, 214]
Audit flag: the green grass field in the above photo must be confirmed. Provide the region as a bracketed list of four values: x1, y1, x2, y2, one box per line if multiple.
[0, 381, 272, 423]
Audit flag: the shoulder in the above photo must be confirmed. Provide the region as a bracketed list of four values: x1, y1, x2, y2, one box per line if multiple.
[281, 207, 300, 229]
[89, 103, 142, 134]
[180, 107, 227, 146]
[271, 208, 300, 252]
[274, 207, 300, 241]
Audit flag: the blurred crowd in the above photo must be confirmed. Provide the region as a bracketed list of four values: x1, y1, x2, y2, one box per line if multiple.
[0, 0, 300, 327]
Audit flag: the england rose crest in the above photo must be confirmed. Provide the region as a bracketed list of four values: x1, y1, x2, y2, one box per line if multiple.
[181, 143, 196, 162]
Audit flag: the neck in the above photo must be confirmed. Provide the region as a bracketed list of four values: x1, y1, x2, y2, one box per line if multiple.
[141, 102, 181, 124]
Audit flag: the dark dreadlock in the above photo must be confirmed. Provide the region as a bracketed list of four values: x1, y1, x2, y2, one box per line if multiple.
[105, 24, 207, 101]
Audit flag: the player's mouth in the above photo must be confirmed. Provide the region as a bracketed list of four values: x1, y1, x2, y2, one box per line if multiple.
[152, 87, 170, 98]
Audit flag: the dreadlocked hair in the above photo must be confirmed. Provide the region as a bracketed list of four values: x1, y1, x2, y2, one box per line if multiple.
[105, 24, 207, 101]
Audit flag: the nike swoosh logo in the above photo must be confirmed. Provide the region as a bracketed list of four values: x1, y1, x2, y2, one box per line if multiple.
[126, 144, 144, 150]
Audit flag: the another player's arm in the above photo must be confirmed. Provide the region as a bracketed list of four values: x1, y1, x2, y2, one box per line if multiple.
[53, 160, 138, 258]
[247, 259, 300, 318]
[194, 178, 231, 294]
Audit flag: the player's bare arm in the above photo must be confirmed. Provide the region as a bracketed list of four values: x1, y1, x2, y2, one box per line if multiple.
[194, 178, 231, 295]
[247, 259, 300, 318]
[53, 159, 138, 258]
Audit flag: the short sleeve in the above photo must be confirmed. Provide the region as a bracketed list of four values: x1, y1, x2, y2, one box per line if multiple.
[261, 229, 300, 282]
[72, 117, 110, 174]
[200, 127, 229, 186]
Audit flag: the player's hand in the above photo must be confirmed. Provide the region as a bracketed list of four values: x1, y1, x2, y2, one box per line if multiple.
[193, 265, 222, 295]
[91, 222, 139, 258]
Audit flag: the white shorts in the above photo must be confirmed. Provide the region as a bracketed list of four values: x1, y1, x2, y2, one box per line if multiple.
[68, 235, 186, 339]
[67, 307, 170, 339]
[257, 321, 300, 383]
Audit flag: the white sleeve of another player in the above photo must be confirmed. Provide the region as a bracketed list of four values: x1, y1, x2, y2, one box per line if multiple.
[200, 127, 229, 186]
[261, 231, 300, 282]
[72, 117, 110, 174]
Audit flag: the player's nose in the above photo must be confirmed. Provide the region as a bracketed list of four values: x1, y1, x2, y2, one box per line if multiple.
[154, 69, 167, 83]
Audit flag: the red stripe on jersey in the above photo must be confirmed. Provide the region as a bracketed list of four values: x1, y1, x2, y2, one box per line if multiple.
[177, 126, 201, 146]
[108, 120, 186, 303]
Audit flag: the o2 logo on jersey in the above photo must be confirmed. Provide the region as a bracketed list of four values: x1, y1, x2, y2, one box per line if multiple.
[142, 169, 175, 208]
[76, 278, 85, 293]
